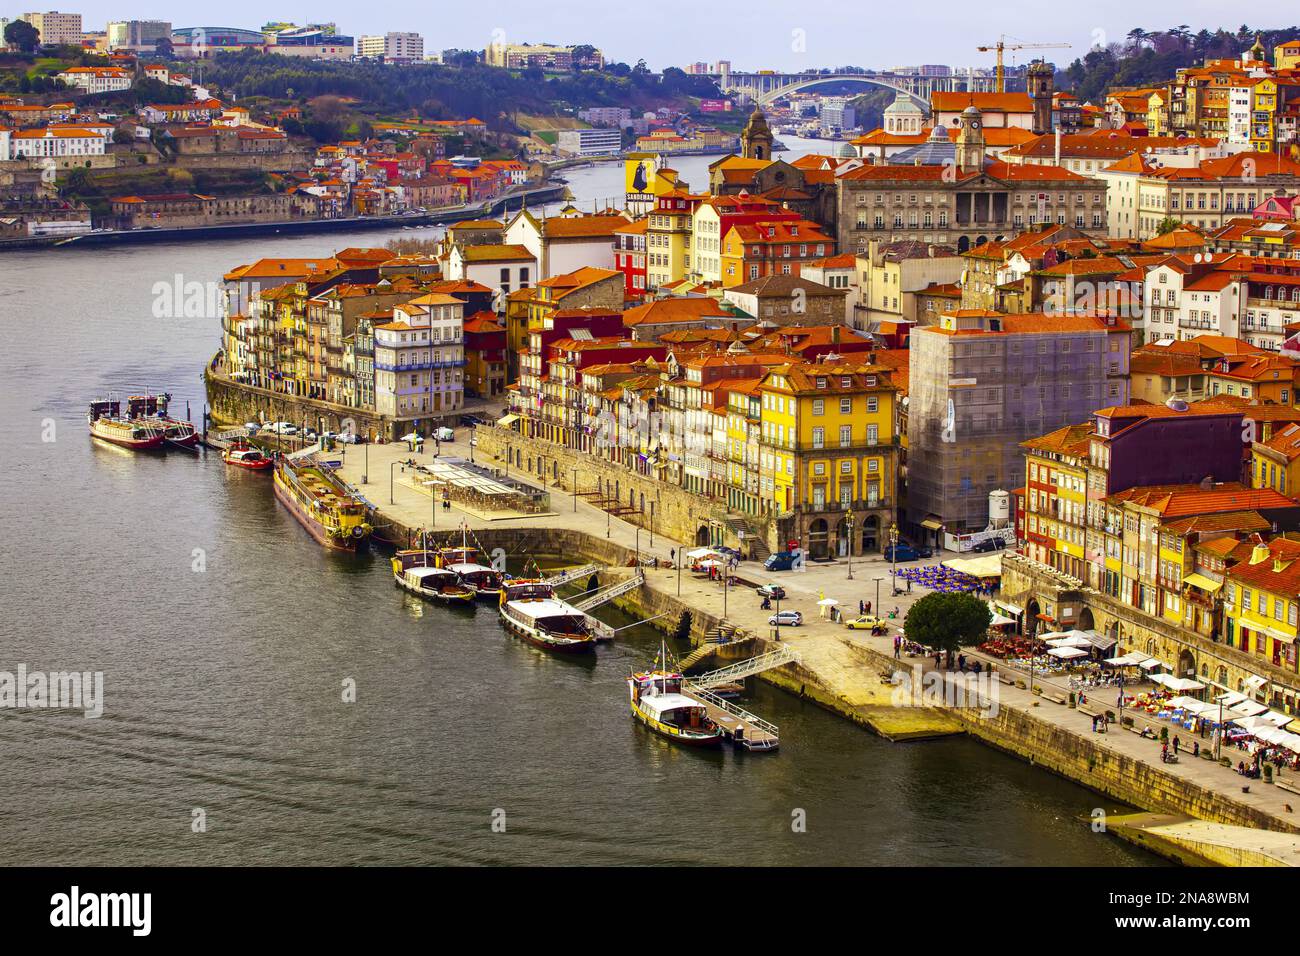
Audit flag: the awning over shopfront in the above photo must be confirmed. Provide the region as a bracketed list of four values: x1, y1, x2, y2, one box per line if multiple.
[1047, 646, 1088, 659]
[920, 517, 943, 531]
[1181, 572, 1223, 593]
[994, 600, 1024, 617]
[496, 414, 519, 427]
[942, 554, 1003, 578]
[1244, 674, 1269, 690]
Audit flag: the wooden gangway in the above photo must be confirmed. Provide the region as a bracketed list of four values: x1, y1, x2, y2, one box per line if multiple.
[689, 645, 801, 690]
[543, 563, 600, 588]
[685, 683, 779, 751]
[572, 570, 644, 611]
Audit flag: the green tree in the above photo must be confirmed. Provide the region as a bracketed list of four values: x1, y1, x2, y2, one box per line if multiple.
[154, 36, 174, 58]
[903, 592, 991, 662]
[1155, 216, 1184, 235]
[4, 20, 41, 53]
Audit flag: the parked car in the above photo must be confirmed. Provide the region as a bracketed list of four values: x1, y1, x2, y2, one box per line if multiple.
[263, 422, 297, 436]
[844, 615, 887, 630]
[756, 583, 786, 600]
[883, 543, 928, 562]
[768, 610, 803, 627]
[400, 431, 425, 448]
[763, 551, 801, 572]
[434, 426, 455, 442]
[714, 545, 740, 560]
[971, 537, 1007, 553]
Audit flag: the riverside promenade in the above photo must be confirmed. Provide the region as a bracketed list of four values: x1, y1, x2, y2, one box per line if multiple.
[331, 436, 1300, 850]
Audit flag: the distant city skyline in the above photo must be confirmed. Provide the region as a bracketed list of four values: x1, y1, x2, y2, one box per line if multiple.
[51, 1, 1299, 71]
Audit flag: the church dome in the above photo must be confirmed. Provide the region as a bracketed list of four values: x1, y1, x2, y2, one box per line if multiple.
[884, 93, 924, 116]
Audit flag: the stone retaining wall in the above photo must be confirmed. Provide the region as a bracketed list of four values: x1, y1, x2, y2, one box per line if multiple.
[475, 424, 760, 553]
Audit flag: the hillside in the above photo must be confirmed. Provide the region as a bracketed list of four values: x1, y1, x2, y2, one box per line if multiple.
[193, 52, 722, 135]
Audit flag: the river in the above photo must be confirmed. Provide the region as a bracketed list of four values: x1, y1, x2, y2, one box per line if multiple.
[0, 135, 1158, 865]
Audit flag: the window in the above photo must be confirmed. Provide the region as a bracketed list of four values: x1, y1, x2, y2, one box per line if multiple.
[812, 426, 824, 449]
[840, 397, 852, 414]
[839, 425, 851, 447]
[812, 399, 824, 416]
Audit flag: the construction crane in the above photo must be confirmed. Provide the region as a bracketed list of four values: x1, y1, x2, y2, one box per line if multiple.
[977, 36, 1071, 93]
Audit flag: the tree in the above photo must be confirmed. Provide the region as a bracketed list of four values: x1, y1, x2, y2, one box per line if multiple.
[1156, 216, 1184, 235]
[154, 36, 174, 58]
[4, 19, 41, 53]
[903, 592, 991, 662]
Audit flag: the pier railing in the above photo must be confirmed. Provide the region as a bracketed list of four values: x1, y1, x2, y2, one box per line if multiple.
[689, 645, 801, 689]
[685, 683, 780, 738]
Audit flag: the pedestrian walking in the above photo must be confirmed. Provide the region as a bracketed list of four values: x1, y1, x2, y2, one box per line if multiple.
[859, 600, 865, 615]
[866, 601, 872, 615]
[907, 578, 912, 593]
[957, 653, 966, 672]
[1173, 735, 1181, 755]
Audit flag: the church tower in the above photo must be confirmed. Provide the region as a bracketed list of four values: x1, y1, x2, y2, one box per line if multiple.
[955, 105, 985, 172]
[1026, 60, 1054, 135]
[742, 106, 774, 161]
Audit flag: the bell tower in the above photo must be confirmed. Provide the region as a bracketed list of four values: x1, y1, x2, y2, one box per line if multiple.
[742, 106, 774, 161]
[1027, 60, 1054, 135]
[955, 105, 985, 172]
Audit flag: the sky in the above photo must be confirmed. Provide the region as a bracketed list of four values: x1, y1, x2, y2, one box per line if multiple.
[50, 0, 1300, 71]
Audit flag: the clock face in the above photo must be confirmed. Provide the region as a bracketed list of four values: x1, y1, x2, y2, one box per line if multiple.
[971, 120, 981, 129]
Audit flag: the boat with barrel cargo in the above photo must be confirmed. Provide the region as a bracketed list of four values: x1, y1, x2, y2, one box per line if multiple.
[435, 540, 504, 601]
[222, 438, 273, 471]
[88, 400, 166, 450]
[126, 393, 198, 449]
[498, 579, 596, 654]
[627, 666, 724, 748]
[391, 550, 476, 605]
[273, 455, 372, 551]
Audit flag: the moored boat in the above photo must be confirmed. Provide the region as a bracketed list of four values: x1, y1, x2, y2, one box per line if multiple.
[222, 439, 273, 471]
[88, 400, 165, 450]
[273, 455, 372, 551]
[392, 550, 476, 605]
[126, 393, 198, 448]
[498, 579, 596, 654]
[627, 669, 724, 748]
[436, 544, 503, 600]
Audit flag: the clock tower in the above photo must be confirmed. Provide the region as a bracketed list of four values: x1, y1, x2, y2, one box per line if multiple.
[955, 105, 985, 172]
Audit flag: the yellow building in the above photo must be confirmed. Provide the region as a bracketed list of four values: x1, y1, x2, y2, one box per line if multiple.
[646, 190, 702, 290]
[1250, 78, 1279, 152]
[1224, 537, 1300, 671]
[1251, 423, 1300, 497]
[1275, 40, 1300, 71]
[758, 362, 898, 558]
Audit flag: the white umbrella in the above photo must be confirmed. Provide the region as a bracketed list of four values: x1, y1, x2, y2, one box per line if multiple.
[1047, 646, 1088, 659]
[1038, 631, 1071, 641]
[1046, 634, 1092, 649]
[816, 597, 840, 607]
[694, 559, 721, 570]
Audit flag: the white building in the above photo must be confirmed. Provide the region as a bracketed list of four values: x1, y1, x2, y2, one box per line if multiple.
[106, 20, 171, 51]
[356, 32, 424, 62]
[373, 293, 466, 419]
[555, 128, 621, 157]
[57, 66, 133, 95]
[20, 10, 82, 46]
[0, 126, 108, 160]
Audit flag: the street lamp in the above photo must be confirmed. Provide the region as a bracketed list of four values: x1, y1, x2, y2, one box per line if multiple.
[362, 439, 368, 484]
[846, 511, 855, 580]
[889, 524, 900, 595]
[874, 575, 884, 618]
[572, 467, 579, 512]
[390, 460, 401, 504]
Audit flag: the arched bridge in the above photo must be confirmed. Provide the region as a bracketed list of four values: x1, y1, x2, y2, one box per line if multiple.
[717, 71, 1000, 108]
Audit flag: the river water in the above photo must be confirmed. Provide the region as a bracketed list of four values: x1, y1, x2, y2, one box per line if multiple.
[0, 136, 1157, 865]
